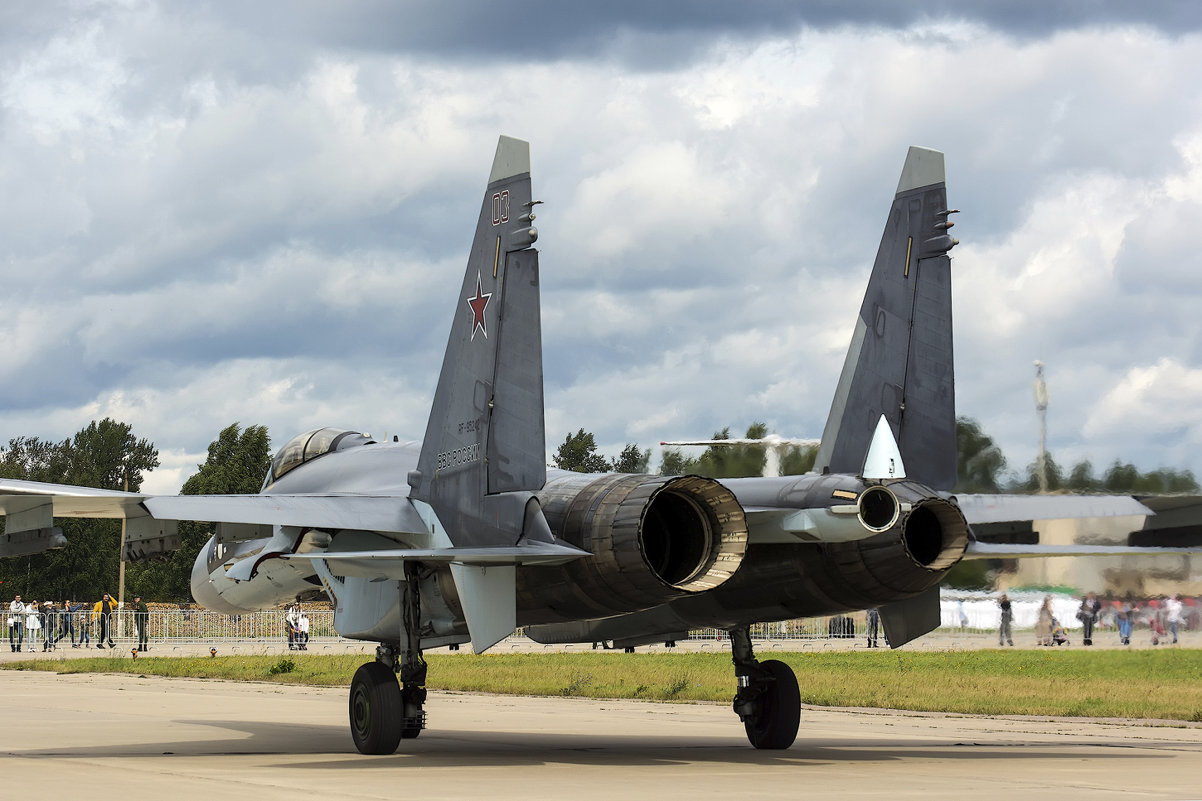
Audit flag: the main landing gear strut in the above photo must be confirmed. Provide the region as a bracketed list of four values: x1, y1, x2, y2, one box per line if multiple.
[349, 565, 428, 755]
[729, 626, 800, 749]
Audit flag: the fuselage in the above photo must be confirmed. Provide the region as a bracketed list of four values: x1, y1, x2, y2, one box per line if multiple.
[191, 436, 967, 637]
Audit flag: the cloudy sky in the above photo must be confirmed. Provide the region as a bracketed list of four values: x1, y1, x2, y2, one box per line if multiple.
[4, 1, 1202, 493]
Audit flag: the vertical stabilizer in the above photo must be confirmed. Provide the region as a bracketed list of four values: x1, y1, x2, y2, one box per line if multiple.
[411, 136, 546, 546]
[813, 147, 957, 490]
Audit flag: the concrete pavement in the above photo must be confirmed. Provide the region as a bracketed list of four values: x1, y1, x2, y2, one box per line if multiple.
[1, 670, 1200, 800]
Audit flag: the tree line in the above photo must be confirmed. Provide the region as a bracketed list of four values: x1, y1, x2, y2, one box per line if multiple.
[555, 418, 1199, 493]
[0, 420, 269, 604]
[2, 415, 1195, 603]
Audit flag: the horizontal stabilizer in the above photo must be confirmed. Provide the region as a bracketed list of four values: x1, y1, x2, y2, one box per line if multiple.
[963, 542, 1202, 560]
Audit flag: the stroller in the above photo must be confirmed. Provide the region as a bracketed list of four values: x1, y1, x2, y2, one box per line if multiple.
[1150, 616, 1167, 645]
[1050, 618, 1070, 646]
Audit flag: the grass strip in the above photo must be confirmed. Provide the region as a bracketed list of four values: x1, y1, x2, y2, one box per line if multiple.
[5, 649, 1202, 720]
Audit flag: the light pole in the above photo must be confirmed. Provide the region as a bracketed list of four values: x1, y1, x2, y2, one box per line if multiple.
[1033, 361, 1049, 493]
[118, 474, 128, 635]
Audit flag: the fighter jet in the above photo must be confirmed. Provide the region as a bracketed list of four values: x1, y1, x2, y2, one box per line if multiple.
[0, 137, 1193, 754]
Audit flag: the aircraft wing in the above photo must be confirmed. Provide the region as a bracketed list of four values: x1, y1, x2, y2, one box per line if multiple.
[143, 494, 430, 534]
[0, 477, 438, 558]
[0, 477, 149, 517]
[963, 542, 1202, 560]
[0, 478, 431, 533]
[954, 493, 1152, 524]
[956, 493, 1202, 559]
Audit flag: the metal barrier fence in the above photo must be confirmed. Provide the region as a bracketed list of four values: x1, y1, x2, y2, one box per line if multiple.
[18, 607, 1093, 649]
[26, 609, 347, 648]
[20, 610, 879, 648]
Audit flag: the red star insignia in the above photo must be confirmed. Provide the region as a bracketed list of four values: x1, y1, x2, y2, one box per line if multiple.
[466, 271, 493, 341]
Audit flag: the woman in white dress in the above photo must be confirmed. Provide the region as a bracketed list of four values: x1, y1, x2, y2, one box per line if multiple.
[25, 601, 41, 652]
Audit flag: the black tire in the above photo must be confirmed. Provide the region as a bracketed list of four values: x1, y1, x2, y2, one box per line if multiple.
[743, 659, 800, 750]
[349, 662, 402, 755]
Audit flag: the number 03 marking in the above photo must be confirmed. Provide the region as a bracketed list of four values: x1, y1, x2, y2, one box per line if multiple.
[491, 190, 510, 226]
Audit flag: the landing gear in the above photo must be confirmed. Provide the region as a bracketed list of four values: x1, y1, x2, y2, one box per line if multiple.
[348, 566, 428, 755]
[350, 662, 402, 755]
[729, 626, 800, 749]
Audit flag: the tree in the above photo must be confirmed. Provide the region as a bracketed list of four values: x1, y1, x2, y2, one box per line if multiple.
[63, 418, 159, 491]
[611, 444, 651, 474]
[659, 448, 696, 476]
[553, 429, 610, 473]
[0, 419, 159, 602]
[779, 444, 818, 476]
[955, 417, 1007, 493]
[1066, 460, 1099, 492]
[127, 423, 272, 602]
[1102, 461, 1199, 494]
[0, 436, 70, 483]
[658, 422, 803, 478]
[1015, 452, 1063, 493]
[694, 423, 769, 478]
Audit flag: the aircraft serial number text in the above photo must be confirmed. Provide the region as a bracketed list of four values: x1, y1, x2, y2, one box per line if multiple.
[436, 442, 481, 471]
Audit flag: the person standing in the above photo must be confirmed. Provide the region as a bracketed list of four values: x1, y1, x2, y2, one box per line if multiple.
[25, 600, 41, 652]
[297, 611, 310, 650]
[285, 605, 298, 650]
[40, 601, 56, 651]
[1165, 595, 1183, 645]
[1036, 595, 1054, 646]
[1117, 601, 1133, 645]
[1077, 592, 1101, 646]
[93, 593, 116, 648]
[998, 593, 1014, 646]
[9, 594, 24, 652]
[866, 608, 881, 648]
[55, 600, 76, 647]
[133, 595, 149, 652]
[74, 602, 91, 648]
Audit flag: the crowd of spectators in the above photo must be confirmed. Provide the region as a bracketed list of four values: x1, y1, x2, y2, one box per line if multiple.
[7, 593, 145, 652]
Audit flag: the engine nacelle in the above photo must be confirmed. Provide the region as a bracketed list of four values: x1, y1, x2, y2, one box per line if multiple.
[515, 473, 748, 622]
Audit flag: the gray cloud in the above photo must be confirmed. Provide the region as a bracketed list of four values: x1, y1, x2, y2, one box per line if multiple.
[4, 5, 1202, 492]
[204, 1, 1202, 65]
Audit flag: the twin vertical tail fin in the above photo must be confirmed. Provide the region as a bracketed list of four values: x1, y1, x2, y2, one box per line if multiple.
[813, 147, 958, 491]
[410, 136, 548, 547]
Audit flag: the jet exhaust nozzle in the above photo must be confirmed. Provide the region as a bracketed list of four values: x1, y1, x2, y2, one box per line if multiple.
[858, 485, 900, 532]
[519, 473, 749, 621]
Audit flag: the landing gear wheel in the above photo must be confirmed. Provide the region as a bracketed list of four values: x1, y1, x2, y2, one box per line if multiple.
[350, 662, 402, 755]
[743, 659, 800, 750]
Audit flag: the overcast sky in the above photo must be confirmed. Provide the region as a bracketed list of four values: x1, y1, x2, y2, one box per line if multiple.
[4, 1, 1202, 493]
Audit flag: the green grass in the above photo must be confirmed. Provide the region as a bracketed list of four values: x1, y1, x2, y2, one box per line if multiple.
[6, 649, 1202, 720]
